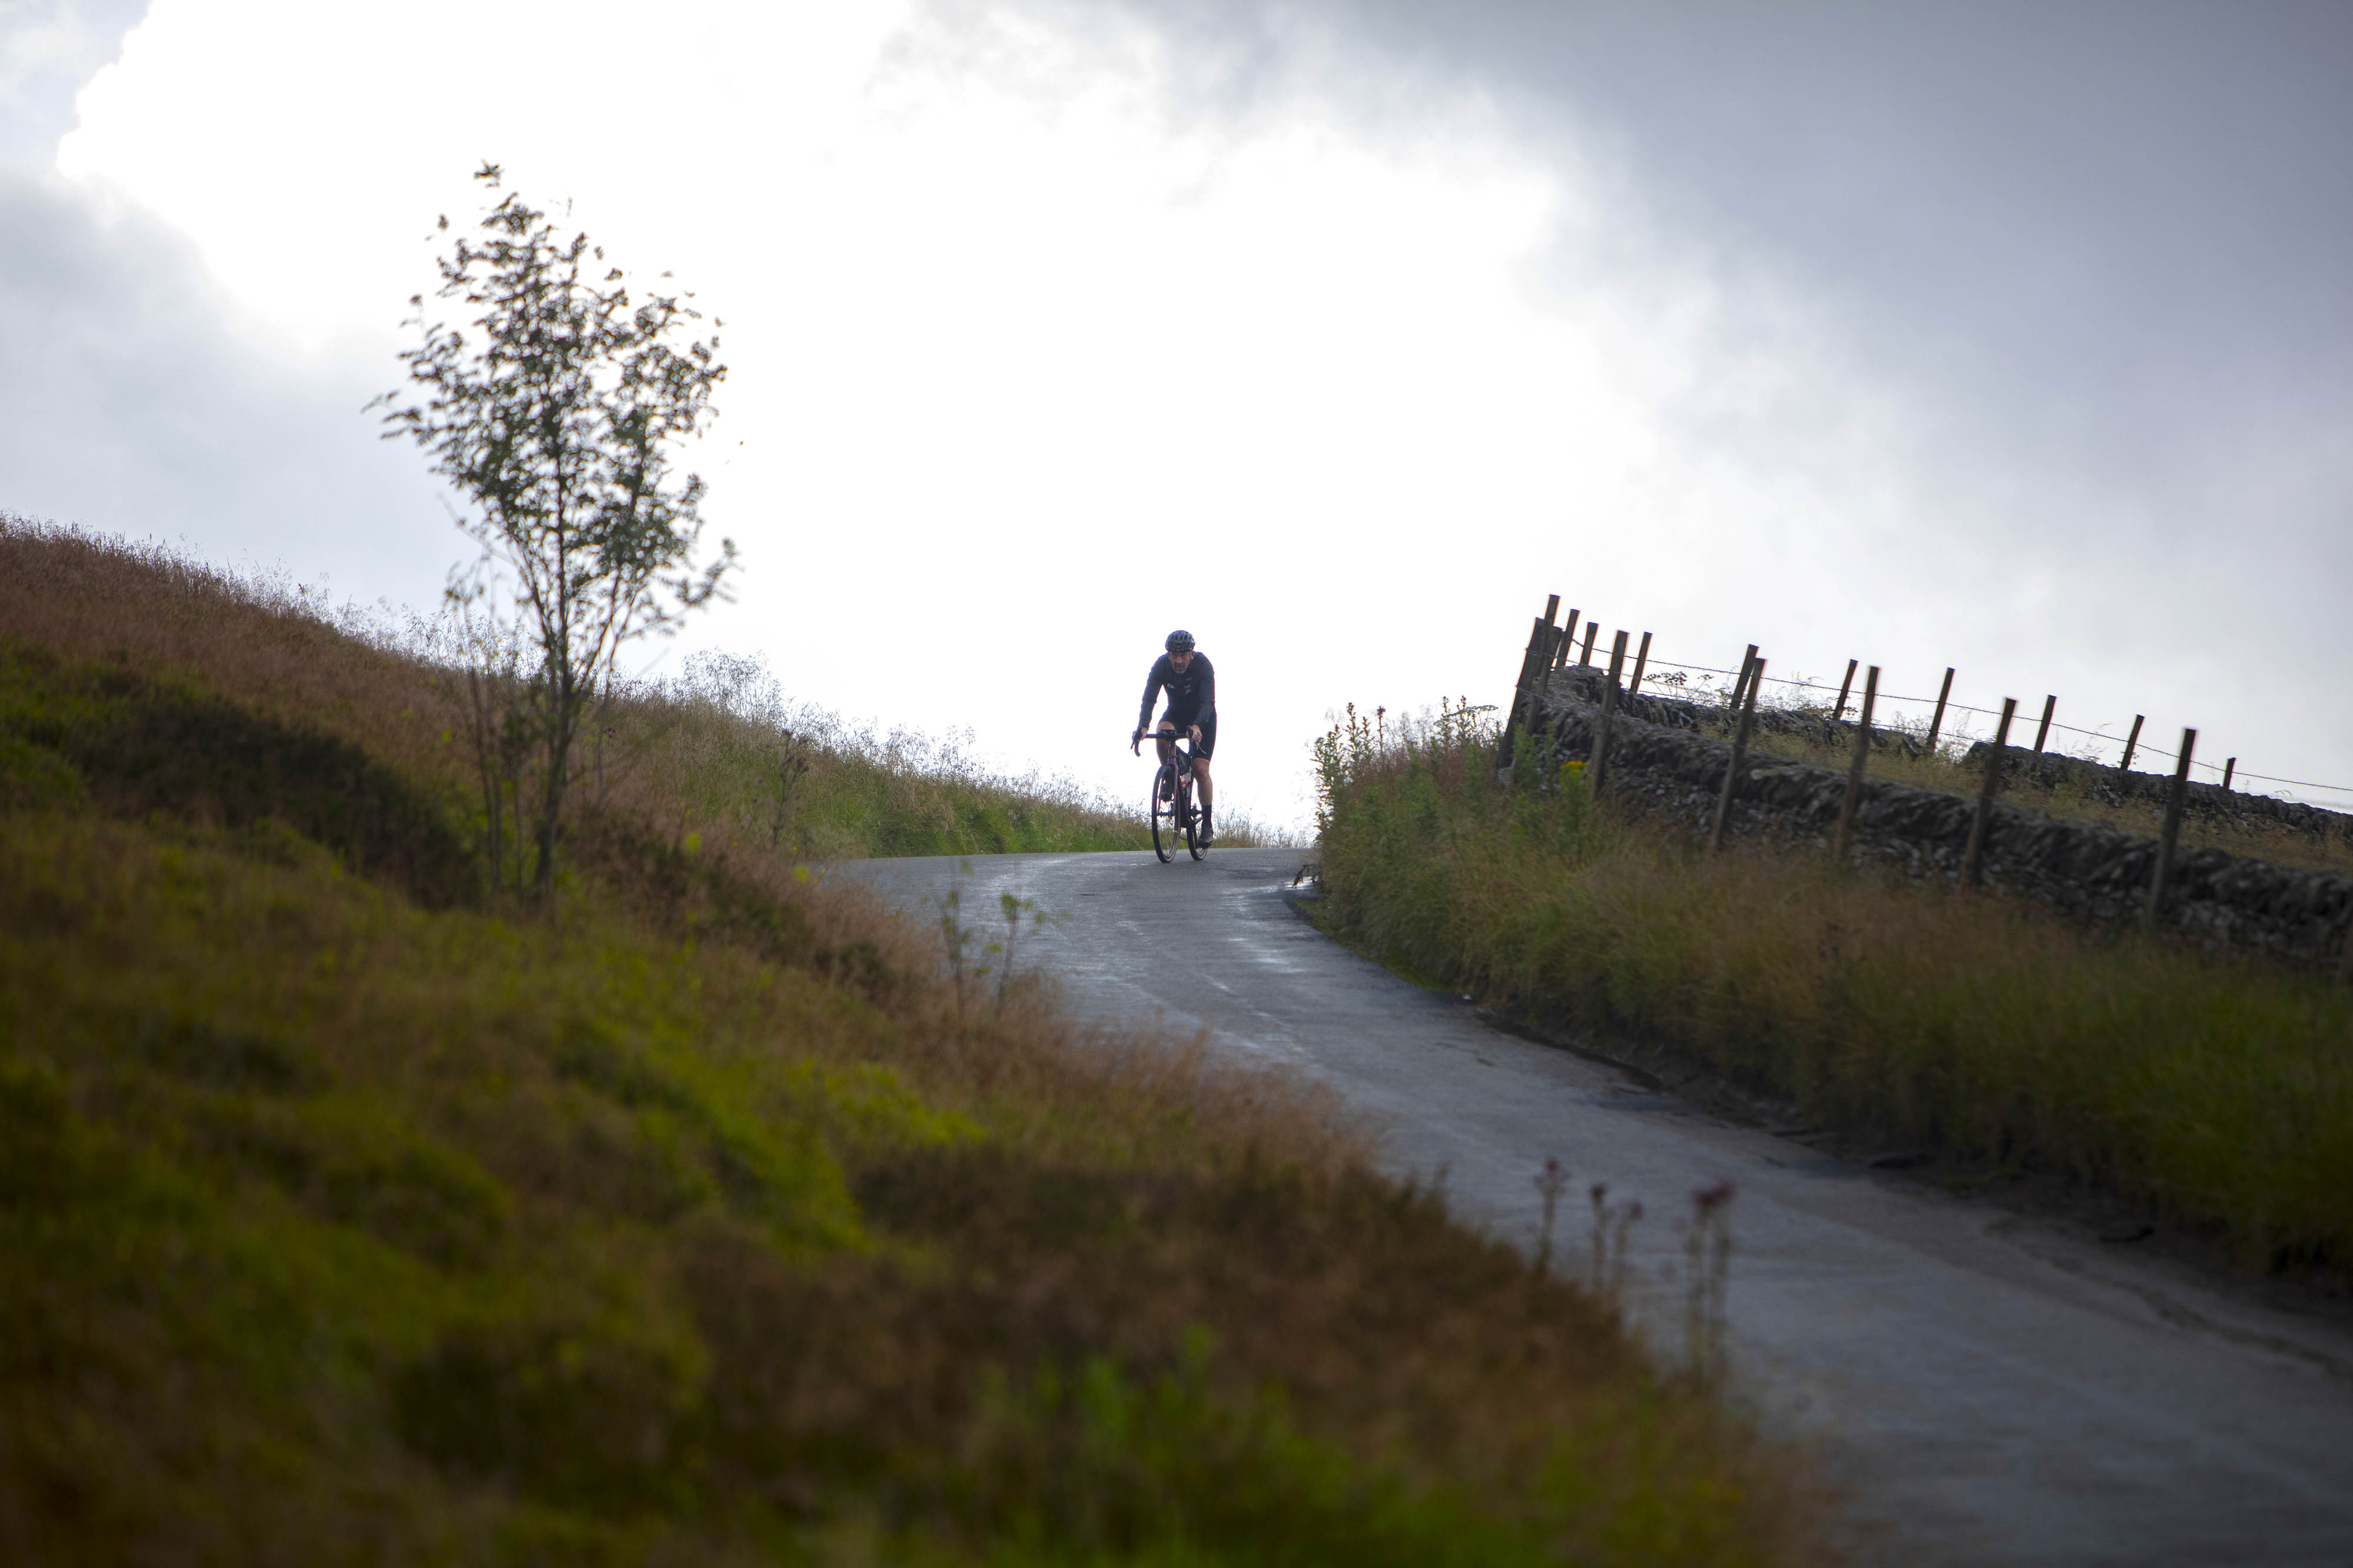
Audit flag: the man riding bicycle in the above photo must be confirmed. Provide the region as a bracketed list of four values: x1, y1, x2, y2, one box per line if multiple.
[1132, 629, 1215, 842]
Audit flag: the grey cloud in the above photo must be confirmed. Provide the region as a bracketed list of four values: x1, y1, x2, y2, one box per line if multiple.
[1, 1, 451, 609]
[973, 0, 2352, 750]
[0, 168, 452, 611]
[1078, 1, 2353, 492]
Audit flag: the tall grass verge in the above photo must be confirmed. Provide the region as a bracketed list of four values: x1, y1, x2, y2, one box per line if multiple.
[1315, 703, 2353, 1274]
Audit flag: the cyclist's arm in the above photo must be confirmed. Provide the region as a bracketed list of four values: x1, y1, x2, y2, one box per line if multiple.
[1135, 656, 1169, 738]
[1194, 656, 1215, 730]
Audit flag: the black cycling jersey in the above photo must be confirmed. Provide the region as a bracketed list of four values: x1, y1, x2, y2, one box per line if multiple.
[1137, 651, 1215, 735]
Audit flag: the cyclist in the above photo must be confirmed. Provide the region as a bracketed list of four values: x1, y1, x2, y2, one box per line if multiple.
[1131, 629, 1216, 842]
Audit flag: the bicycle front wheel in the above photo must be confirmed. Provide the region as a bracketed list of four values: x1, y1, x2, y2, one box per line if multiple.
[1149, 763, 1178, 862]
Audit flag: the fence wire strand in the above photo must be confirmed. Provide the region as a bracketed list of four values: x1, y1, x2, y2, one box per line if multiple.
[1581, 654, 2353, 805]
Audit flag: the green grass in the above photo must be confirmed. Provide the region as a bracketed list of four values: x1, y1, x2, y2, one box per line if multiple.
[1314, 706, 2353, 1274]
[0, 522, 1817, 1564]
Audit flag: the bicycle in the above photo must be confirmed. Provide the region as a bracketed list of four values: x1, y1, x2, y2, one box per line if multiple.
[1142, 728, 1208, 863]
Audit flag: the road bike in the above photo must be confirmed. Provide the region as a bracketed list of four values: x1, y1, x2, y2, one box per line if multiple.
[1145, 728, 1208, 863]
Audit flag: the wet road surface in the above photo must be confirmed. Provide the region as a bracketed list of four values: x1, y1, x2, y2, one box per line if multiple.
[839, 847, 2353, 1567]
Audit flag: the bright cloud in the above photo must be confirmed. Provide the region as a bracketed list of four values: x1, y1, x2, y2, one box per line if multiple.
[22, 0, 2353, 826]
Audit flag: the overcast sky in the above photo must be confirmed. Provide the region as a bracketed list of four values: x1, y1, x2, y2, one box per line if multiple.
[5, 0, 2349, 828]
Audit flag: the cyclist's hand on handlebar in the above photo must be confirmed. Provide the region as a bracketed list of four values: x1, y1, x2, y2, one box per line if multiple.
[1130, 729, 1142, 756]
[1188, 723, 1202, 745]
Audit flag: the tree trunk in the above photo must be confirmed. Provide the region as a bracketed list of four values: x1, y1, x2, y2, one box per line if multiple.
[535, 663, 576, 905]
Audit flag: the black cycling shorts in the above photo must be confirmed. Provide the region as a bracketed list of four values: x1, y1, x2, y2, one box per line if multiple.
[1159, 713, 1215, 760]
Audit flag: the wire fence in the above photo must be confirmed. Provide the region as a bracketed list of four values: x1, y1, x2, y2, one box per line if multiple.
[1551, 639, 2353, 810]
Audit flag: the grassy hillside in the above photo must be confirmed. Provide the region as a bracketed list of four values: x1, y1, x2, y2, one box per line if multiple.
[1312, 705, 2353, 1275]
[0, 522, 1817, 1566]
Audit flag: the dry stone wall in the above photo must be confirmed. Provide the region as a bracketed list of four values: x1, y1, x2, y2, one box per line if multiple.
[1955, 740, 2352, 840]
[1526, 667, 2353, 969]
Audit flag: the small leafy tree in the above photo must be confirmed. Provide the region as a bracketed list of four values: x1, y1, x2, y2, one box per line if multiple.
[378, 164, 735, 901]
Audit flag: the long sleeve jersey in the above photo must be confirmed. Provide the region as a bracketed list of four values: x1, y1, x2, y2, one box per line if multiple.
[1136, 652, 1215, 734]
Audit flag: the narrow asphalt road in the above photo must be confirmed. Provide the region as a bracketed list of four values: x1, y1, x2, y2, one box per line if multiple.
[838, 847, 2353, 1567]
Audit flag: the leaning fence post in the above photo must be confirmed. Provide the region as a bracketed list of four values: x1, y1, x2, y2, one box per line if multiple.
[1580, 621, 1598, 667]
[1591, 629, 1631, 798]
[2032, 695, 2057, 755]
[1834, 665, 1880, 864]
[2145, 729, 2197, 929]
[1710, 657, 1765, 852]
[1961, 698, 2018, 888]
[1555, 609, 1581, 669]
[1834, 659, 1858, 722]
[1499, 613, 1544, 753]
[2222, 757, 2236, 793]
[1727, 644, 1759, 716]
[2118, 714, 2145, 773]
[1499, 603, 1557, 765]
[1925, 668, 1955, 753]
[1628, 631, 1653, 701]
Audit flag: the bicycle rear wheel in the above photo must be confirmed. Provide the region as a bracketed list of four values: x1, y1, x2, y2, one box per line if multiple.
[1149, 762, 1178, 862]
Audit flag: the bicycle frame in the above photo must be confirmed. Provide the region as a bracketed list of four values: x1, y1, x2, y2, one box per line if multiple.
[1145, 728, 1206, 862]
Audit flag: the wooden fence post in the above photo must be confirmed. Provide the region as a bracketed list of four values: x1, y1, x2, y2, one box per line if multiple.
[2145, 729, 2197, 928]
[1580, 622, 1598, 667]
[1926, 668, 1955, 753]
[1961, 698, 2018, 888]
[1500, 615, 1544, 757]
[1727, 644, 1759, 715]
[1628, 631, 1652, 700]
[1591, 629, 1631, 798]
[2032, 695, 2057, 755]
[1710, 657, 1765, 852]
[1555, 609, 1581, 669]
[2118, 714, 2145, 772]
[1834, 665, 1880, 863]
[1498, 603, 1557, 765]
[1834, 659, 1858, 721]
[2222, 758, 2236, 793]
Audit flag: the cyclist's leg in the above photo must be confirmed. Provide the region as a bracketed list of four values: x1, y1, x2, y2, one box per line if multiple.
[1190, 717, 1216, 824]
[1154, 720, 1179, 798]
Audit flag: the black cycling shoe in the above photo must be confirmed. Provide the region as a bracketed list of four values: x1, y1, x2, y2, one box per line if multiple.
[1197, 812, 1214, 843]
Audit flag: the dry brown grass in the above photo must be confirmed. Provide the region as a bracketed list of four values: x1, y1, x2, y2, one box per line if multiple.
[0, 518, 1166, 864]
[0, 516, 469, 776]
